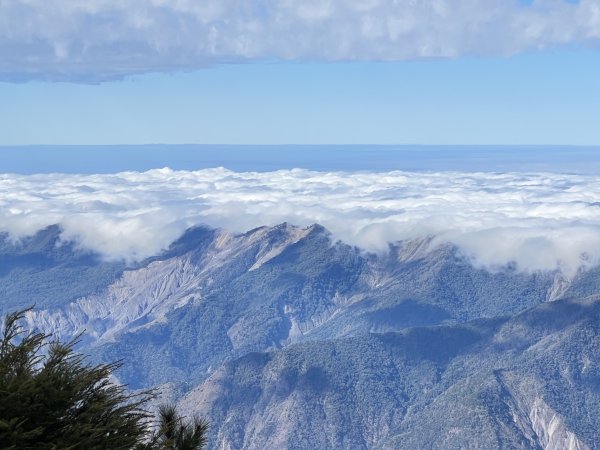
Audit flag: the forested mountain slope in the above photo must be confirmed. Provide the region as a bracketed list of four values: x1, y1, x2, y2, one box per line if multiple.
[2, 223, 597, 449]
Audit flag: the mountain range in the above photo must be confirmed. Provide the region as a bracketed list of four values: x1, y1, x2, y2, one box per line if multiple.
[1, 223, 598, 449]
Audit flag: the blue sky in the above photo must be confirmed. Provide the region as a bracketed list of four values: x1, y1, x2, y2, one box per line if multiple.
[1, 0, 600, 145]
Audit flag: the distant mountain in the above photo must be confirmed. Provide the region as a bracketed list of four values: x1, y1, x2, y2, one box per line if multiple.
[2, 223, 598, 449]
[0, 225, 125, 311]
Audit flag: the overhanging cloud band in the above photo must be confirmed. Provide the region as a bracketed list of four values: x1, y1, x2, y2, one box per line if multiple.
[1, 0, 600, 80]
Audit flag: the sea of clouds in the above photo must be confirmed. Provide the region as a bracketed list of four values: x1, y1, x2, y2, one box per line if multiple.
[1, 0, 600, 80]
[1, 167, 600, 275]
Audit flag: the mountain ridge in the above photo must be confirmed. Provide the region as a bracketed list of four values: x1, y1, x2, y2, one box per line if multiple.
[2, 222, 599, 449]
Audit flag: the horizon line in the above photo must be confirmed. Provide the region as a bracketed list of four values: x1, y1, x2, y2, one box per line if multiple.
[2, 144, 600, 148]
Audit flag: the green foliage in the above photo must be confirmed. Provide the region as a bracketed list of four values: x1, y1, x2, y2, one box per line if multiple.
[0, 308, 210, 450]
[0, 309, 163, 449]
[147, 404, 209, 450]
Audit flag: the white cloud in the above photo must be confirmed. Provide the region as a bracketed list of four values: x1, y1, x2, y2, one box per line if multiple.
[1, 167, 600, 275]
[0, 0, 599, 80]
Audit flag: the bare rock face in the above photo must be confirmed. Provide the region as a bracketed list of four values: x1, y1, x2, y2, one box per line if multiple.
[5, 223, 600, 449]
[529, 397, 589, 450]
[25, 256, 203, 343]
[546, 272, 571, 302]
[493, 373, 591, 450]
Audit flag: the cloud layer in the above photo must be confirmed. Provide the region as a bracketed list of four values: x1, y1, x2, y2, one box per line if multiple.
[1, 167, 600, 275]
[1, 0, 600, 80]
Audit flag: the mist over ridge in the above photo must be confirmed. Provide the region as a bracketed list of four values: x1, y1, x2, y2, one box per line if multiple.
[2, 165, 600, 275]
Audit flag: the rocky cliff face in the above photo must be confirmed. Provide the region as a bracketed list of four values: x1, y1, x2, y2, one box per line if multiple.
[2, 223, 599, 449]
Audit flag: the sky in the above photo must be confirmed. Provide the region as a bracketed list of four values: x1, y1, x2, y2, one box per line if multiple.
[1, 0, 600, 145]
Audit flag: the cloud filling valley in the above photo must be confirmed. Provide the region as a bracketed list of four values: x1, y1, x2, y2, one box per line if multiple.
[1, 167, 600, 275]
